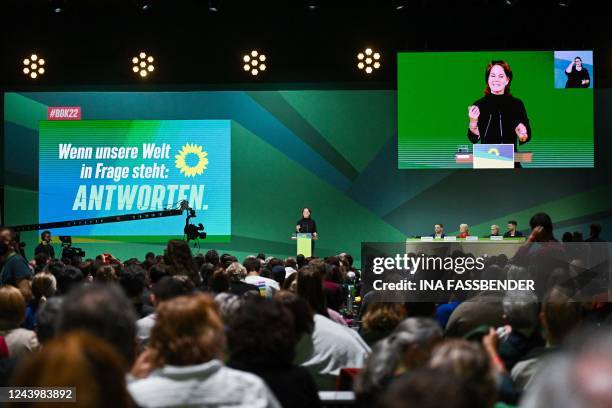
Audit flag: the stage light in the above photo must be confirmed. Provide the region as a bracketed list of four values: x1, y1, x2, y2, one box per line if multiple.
[242, 50, 267, 76]
[136, 0, 153, 11]
[558, 0, 572, 7]
[22, 53, 46, 79]
[209, 0, 221, 12]
[356, 47, 381, 75]
[393, 0, 408, 10]
[305, 0, 318, 10]
[132, 51, 155, 78]
[49, 0, 68, 13]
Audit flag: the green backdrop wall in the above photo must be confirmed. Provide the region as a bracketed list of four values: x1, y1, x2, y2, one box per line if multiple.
[3, 90, 612, 265]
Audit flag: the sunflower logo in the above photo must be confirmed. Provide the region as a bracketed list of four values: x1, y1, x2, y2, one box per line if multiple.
[175, 144, 208, 177]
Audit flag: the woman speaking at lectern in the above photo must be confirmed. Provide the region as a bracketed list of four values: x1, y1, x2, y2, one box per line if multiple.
[467, 60, 531, 149]
[296, 207, 317, 255]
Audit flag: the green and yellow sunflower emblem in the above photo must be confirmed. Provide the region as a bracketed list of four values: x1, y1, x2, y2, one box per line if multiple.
[175, 144, 208, 177]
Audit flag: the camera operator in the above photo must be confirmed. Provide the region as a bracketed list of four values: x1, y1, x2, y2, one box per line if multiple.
[35, 230, 55, 260]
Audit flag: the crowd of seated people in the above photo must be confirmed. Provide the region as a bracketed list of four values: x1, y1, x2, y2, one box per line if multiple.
[0, 213, 611, 407]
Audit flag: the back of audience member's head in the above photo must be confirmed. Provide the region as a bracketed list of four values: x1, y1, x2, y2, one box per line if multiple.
[11, 331, 134, 408]
[362, 302, 406, 334]
[95, 264, 118, 283]
[378, 368, 487, 408]
[34, 252, 50, 272]
[502, 290, 539, 336]
[227, 296, 296, 368]
[119, 263, 147, 299]
[541, 286, 582, 346]
[153, 275, 195, 304]
[198, 262, 216, 289]
[0, 285, 26, 329]
[204, 249, 220, 266]
[220, 253, 237, 269]
[44, 260, 66, 278]
[165, 239, 201, 286]
[429, 339, 497, 406]
[274, 290, 314, 337]
[282, 272, 298, 292]
[208, 267, 230, 293]
[226, 261, 248, 282]
[271, 265, 286, 286]
[296, 254, 307, 269]
[55, 265, 84, 295]
[36, 297, 64, 344]
[561, 231, 573, 242]
[31, 272, 57, 302]
[243, 256, 261, 274]
[57, 283, 137, 368]
[149, 293, 224, 366]
[296, 265, 328, 317]
[148, 263, 169, 285]
[356, 317, 443, 400]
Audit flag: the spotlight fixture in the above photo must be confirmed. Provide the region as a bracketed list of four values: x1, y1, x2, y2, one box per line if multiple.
[209, 0, 221, 12]
[558, 0, 572, 7]
[242, 50, 267, 76]
[22, 54, 46, 79]
[393, 0, 408, 10]
[132, 52, 155, 78]
[356, 48, 381, 75]
[49, 0, 68, 13]
[136, 0, 153, 11]
[305, 0, 318, 10]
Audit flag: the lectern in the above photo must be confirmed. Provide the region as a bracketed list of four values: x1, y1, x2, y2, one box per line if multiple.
[295, 233, 314, 257]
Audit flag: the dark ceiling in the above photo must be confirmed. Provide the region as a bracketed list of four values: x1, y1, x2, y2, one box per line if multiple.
[1, 0, 610, 88]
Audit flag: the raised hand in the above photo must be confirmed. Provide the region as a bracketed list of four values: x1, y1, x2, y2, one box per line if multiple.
[516, 123, 528, 142]
[468, 105, 480, 121]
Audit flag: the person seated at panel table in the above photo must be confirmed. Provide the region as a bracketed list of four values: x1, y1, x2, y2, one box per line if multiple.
[457, 224, 470, 238]
[430, 223, 446, 239]
[503, 220, 524, 238]
[489, 225, 501, 237]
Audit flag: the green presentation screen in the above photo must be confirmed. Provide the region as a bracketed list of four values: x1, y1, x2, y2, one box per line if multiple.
[397, 51, 594, 169]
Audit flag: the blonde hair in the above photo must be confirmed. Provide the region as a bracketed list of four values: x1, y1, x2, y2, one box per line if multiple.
[459, 224, 469, 230]
[0, 285, 26, 329]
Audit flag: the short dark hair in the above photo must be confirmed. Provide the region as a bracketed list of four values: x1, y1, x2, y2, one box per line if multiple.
[149, 263, 169, 284]
[153, 275, 195, 302]
[243, 256, 261, 273]
[227, 297, 296, 368]
[40, 230, 51, 239]
[575, 56, 582, 61]
[434, 223, 443, 228]
[55, 265, 84, 295]
[57, 283, 138, 367]
[119, 264, 147, 298]
[507, 220, 517, 226]
[204, 249, 220, 266]
[529, 212, 553, 235]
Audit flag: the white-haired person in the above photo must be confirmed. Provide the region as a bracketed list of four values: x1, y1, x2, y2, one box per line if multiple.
[458, 224, 470, 238]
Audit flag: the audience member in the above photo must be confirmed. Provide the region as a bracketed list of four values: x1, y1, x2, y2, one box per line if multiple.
[244, 256, 279, 297]
[128, 293, 281, 407]
[57, 283, 138, 369]
[227, 296, 321, 408]
[0, 285, 39, 358]
[11, 331, 134, 408]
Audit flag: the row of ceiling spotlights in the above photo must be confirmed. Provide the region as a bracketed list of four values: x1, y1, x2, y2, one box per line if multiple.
[21, 47, 382, 79]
